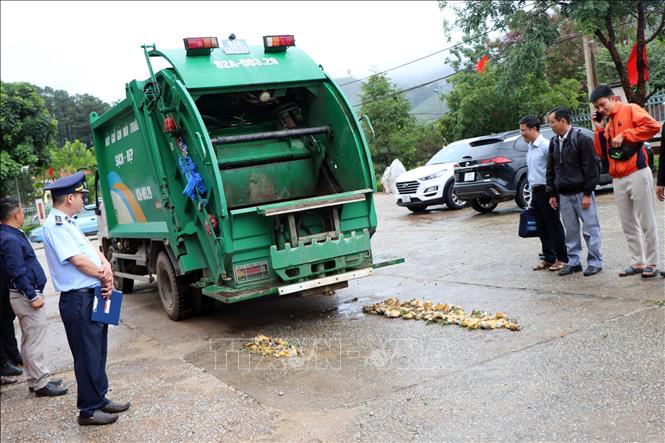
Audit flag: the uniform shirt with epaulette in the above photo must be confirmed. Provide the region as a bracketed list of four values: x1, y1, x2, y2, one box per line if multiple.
[42, 208, 101, 292]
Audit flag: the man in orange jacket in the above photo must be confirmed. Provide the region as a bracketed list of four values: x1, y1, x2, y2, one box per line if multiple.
[590, 85, 661, 278]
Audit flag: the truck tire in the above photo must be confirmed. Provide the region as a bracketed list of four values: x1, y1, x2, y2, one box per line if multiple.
[515, 177, 530, 209]
[444, 180, 466, 210]
[156, 252, 192, 321]
[470, 198, 498, 213]
[106, 246, 134, 294]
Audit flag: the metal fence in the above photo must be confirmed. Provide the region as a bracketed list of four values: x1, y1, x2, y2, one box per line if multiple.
[571, 90, 665, 130]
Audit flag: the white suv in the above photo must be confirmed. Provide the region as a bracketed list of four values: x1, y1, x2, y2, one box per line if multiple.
[395, 139, 473, 212]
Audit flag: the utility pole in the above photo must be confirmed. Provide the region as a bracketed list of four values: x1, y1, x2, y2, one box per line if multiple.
[583, 36, 599, 112]
[15, 176, 21, 205]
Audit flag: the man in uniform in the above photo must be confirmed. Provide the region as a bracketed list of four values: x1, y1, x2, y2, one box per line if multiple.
[0, 197, 67, 396]
[42, 172, 130, 426]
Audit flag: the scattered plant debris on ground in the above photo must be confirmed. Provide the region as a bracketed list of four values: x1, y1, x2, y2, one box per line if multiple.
[242, 335, 304, 357]
[362, 298, 521, 331]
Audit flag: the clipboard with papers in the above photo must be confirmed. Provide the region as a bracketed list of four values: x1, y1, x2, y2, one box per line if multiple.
[91, 286, 123, 325]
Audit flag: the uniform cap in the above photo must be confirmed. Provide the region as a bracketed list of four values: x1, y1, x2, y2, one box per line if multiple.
[44, 171, 89, 197]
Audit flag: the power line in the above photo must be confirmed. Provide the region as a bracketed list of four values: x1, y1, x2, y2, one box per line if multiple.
[354, 72, 454, 108]
[339, 3, 549, 88]
[354, 25, 612, 110]
[348, 2, 638, 111]
[339, 29, 494, 88]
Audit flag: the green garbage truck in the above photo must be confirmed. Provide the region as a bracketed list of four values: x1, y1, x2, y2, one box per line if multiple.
[90, 34, 401, 320]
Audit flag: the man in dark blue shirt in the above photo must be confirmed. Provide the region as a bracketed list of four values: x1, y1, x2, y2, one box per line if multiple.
[0, 197, 67, 396]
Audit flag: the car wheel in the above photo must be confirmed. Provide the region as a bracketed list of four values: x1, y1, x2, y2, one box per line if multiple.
[515, 177, 530, 209]
[444, 180, 467, 210]
[470, 198, 498, 213]
[406, 204, 429, 213]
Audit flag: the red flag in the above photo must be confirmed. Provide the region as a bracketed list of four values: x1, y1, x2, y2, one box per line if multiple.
[475, 55, 489, 73]
[48, 166, 54, 177]
[627, 43, 649, 86]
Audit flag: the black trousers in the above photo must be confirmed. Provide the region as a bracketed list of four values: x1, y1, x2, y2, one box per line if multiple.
[0, 284, 20, 365]
[59, 289, 109, 417]
[531, 187, 568, 263]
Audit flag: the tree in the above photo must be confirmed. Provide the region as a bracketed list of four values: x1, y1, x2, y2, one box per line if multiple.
[37, 86, 111, 146]
[388, 122, 449, 170]
[440, 0, 665, 106]
[49, 140, 97, 177]
[0, 82, 56, 197]
[596, 37, 665, 92]
[440, 65, 580, 141]
[359, 73, 416, 173]
[47, 140, 97, 201]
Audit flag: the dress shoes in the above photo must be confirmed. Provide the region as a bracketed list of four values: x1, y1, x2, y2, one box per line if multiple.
[558, 264, 583, 276]
[78, 410, 119, 426]
[583, 266, 603, 276]
[34, 382, 68, 397]
[29, 378, 63, 393]
[533, 261, 552, 271]
[1, 362, 22, 377]
[101, 400, 131, 413]
[548, 261, 567, 272]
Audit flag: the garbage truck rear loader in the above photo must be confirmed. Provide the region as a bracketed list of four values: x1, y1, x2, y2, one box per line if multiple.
[91, 35, 401, 320]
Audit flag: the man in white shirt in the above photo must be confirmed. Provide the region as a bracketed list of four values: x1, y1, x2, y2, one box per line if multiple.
[519, 116, 568, 271]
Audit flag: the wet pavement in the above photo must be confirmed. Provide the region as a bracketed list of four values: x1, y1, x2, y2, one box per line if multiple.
[1, 189, 664, 441]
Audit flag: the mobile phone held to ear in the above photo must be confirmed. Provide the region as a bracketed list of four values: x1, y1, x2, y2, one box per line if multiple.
[594, 112, 604, 123]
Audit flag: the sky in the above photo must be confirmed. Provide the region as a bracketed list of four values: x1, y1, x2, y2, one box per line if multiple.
[1, 1, 458, 104]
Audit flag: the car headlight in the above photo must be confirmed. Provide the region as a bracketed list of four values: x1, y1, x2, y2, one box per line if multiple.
[420, 170, 446, 181]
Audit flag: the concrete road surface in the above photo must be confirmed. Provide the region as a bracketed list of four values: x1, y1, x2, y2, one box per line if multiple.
[1, 190, 664, 442]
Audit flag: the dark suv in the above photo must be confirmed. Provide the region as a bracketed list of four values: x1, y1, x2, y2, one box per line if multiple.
[452, 126, 653, 213]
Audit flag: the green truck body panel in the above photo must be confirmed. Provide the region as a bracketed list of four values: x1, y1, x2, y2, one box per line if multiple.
[153, 46, 327, 90]
[90, 37, 397, 308]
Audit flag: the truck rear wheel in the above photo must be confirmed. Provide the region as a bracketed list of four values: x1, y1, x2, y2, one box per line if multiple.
[156, 252, 192, 321]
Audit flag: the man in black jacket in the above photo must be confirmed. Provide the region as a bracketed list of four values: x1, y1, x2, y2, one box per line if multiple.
[546, 107, 603, 276]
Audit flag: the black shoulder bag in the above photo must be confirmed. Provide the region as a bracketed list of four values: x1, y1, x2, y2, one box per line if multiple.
[604, 106, 643, 161]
